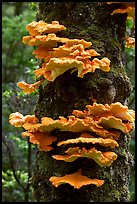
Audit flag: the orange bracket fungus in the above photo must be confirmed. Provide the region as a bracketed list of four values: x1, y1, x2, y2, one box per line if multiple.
[52, 147, 118, 167]
[49, 169, 104, 189]
[9, 20, 135, 190]
[22, 131, 57, 152]
[19, 20, 111, 94]
[57, 135, 119, 149]
[9, 100, 135, 189]
[9, 112, 39, 127]
[17, 79, 44, 94]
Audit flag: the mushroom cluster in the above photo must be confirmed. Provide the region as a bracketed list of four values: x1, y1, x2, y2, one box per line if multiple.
[9, 20, 135, 189]
[17, 20, 110, 94]
[9, 102, 135, 189]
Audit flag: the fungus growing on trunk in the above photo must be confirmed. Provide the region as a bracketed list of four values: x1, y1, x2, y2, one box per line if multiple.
[26, 20, 66, 36]
[9, 20, 135, 190]
[20, 20, 111, 92]
[9, 101, 134, 189]
[10, 102, 134, 140]
[34, 57, 110, 82]
[22, 131, 57, 151]
[98, 116, 132, 133]
[52, 147, 118, 167]
[22, 115, 121, 139]
[49, 169, 104, 189]
[17, 79, 44, 94]
[9, 112, 38, 127]
[22, 33, 68, 47]
[57, 136, 119, 148]
[86, 102, 135, 122]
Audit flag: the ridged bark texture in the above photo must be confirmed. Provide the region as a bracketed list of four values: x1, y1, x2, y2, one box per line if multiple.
[30, 2, 133, 202]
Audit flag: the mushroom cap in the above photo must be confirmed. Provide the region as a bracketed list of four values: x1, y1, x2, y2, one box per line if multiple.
[9, 112, 24, 127]
[22, 34, 68, 47]
[26, 20, 66, 36]
[9, 112, 38, 127]
[17, 79, 44, 94]
[57, 135, 119, 148]
[49, 169, 104, 189]
[33, 44, 100, 61]
[86, 102, 135, 122]
[33, 56, 110, 82]
[44, 57, 84, 81]
[53, 146, 118, 167]
[22, 131, 57, 151]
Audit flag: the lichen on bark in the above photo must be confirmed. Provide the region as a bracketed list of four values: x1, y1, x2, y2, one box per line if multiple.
[30, 2, 133, 202]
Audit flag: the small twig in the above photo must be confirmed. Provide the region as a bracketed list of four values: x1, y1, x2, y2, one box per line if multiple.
[24, 138, 32, 202]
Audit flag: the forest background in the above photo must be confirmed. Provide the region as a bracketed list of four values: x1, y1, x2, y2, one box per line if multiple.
[2, 2, 135, 202]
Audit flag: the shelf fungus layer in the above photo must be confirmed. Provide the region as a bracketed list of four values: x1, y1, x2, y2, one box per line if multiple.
[9, 101, 135, 189]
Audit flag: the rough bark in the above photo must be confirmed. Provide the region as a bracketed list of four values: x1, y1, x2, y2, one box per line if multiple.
[30, 2, 133, 202]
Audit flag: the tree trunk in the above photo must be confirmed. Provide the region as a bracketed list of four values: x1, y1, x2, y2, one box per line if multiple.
[14, 2, 24, 16]
[30, 2, 133, 202]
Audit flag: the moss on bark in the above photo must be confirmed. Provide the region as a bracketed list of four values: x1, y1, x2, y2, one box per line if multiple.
[31, 2, 133, 202]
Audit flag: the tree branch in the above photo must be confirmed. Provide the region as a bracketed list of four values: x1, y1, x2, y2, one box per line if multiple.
[2, 136, 26, 191]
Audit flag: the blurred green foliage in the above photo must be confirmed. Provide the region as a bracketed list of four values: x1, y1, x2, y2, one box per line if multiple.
[125, 17, 135, 202]
[2, 3, 135, 202]
[2, 2, 38, 202]
[2, 170, 34, 202]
